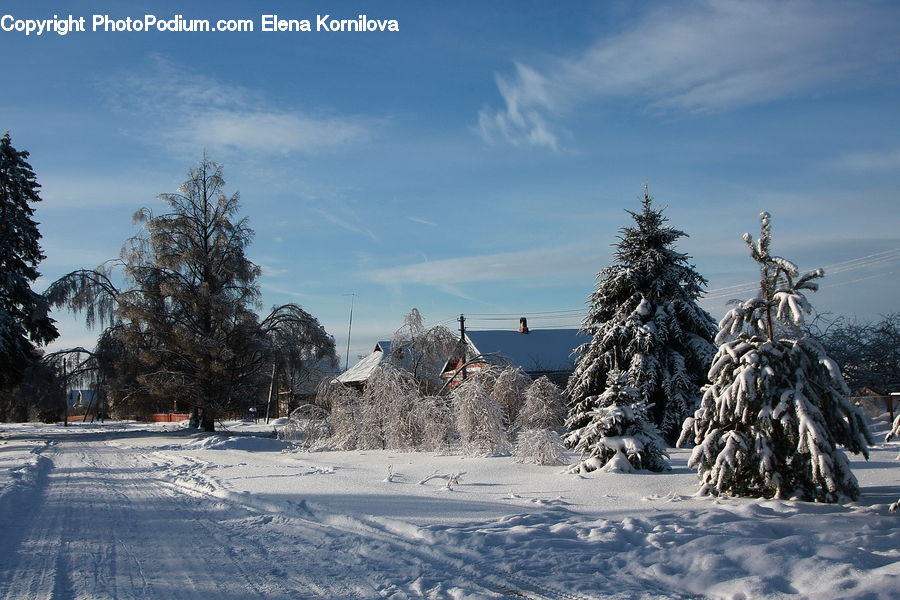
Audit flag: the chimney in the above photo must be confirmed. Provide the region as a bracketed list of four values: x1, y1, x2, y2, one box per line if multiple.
[519, 317, 529, 334]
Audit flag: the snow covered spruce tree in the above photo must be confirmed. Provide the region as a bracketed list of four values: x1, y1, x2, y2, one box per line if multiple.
[513, 376, 568, 465]
[679, 212, 872, 502]
[568, 370, 669, 473]
[566, 189, 716, 445]
[0, 133, 59, 419]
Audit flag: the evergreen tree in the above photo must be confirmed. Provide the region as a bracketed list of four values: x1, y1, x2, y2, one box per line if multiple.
[679, 212, 872, 502]
[0, 133, 58, 418]
[566, 188, 716, 445]
[568, 370, 669, 473]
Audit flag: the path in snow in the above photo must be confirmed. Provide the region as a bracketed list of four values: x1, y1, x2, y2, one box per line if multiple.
[0, 429, 606, 599]
[0, 424, 897, 599]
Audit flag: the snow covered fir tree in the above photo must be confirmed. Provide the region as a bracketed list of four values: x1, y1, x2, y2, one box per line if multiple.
[567, 370, 669, 473]
[679, 212, 872, 502]
[566, 188, 716, 446]
[0, 133, 59, 420]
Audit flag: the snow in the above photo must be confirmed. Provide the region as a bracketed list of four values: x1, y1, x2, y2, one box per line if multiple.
[0, 418, 897, 599]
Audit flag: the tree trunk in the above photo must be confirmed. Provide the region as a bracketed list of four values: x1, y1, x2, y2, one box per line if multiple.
[200, 407, 216, 432]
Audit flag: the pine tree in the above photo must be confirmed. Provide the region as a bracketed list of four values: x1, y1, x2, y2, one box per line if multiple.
[679, 212, 872, 502]
[0, 133, 58, 416]
[568, 370, 669, 473]
[566, 188, 716, 445]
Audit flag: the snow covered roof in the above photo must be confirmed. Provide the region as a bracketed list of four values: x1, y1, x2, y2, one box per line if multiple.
[335, 341, 392, 384]
[465, 329, 588, 374]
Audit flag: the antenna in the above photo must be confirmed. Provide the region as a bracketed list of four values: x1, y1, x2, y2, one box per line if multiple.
[343, 293, 356, 371]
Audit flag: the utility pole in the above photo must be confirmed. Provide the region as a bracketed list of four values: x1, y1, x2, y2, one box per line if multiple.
[62, 359, 68, 427]
[458, 314, 467, 381]
[344, 293, 356, 371]
[265, 363, 276, 424]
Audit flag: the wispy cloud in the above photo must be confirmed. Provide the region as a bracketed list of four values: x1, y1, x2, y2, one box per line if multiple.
[366, 244, 602, 294]
[107, 55, 372, 155]
[479, 0, 897, 149]
[310, 205, 378, 241]
[407, 216, 436, 226]
[834, 149, 900, 172]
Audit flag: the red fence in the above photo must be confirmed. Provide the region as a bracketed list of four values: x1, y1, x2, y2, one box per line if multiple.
[143, 413, 191, 423]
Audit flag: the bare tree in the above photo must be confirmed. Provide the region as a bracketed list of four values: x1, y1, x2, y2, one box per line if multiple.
[47, 158, 335, 430]
[388, 308, 457, 393]
[807, 313, 899, 395]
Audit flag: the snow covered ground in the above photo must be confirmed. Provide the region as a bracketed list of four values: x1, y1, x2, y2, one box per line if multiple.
[0, 419, 897, 599]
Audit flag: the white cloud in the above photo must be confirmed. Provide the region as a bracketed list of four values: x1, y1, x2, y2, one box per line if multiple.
[479, 0, 897, 149]
[107, 55, 372, 155]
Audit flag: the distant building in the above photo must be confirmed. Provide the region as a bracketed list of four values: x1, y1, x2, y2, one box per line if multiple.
[334, 341, 395, 390]
[441, 317, 589, 387]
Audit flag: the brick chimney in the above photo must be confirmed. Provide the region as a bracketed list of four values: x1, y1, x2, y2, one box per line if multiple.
[519, 317, 529, 334]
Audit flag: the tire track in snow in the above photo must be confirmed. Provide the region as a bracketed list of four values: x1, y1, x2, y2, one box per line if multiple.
[152, 450, 595, 599]
[0, 441, 77, 600]
[0, 433, 365, 599]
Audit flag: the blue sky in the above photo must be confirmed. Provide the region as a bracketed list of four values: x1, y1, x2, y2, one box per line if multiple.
[4, 0, 899, 365]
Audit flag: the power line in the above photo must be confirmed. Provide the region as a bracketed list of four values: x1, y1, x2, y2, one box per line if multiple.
[702, 247, 900, 300]
[425, 247, 898, 326]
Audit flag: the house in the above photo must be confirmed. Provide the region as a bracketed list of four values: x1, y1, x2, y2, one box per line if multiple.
[334, 341, 395, 390]
[275, 358, 342, 415]
[441, 317, 589, 387]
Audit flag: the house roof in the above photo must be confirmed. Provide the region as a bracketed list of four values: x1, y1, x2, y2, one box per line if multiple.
[465, 329, 589, 373]
[293, 359, 342, 394]
[335, 341, 392, 384]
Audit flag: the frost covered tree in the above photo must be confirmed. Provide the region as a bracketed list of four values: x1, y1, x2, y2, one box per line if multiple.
[327, 384, 364, 450]
[388, 308, 457, 393]
[367, 365, 421, 450]
[568, 370, 669, 473]
[47, 158, 335, 430]
[491, 366, 532, 433]
[514, 377, 568, 465]
[0, 133, 58, 418]
[517, 376, 566, 431]
[679, 213, 872, 502]
[418, 394, 455, 453]
[887, 416, 900, 512]
[566, 189, 716, 445]
[453, 379, 511, 456]
[808, 313, 899, 395]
